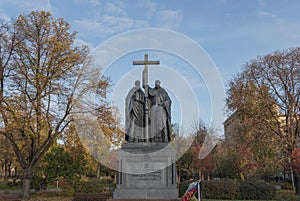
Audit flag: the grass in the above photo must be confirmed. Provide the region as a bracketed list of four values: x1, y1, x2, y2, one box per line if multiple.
[202, 190, 300, 201]
[204, 200, 276, 201]
[28, 196, 73, 201]
[0, 180, 22, 190]
[0, 179, 299, 201]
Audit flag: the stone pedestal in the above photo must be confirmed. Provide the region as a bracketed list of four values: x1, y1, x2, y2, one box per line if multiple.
[113, 143, 178, 200]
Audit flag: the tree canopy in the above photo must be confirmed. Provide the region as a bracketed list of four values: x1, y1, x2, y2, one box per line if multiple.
[0, 11, 113, 199]
[226, 47, 300, 191]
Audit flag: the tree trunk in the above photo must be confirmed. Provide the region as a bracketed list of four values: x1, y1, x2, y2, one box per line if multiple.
[8, 162, 11, 177]
[294, 174, 300, 195]
[22, 168, 33, 200]
[1, 164, 3, 181]
[14, 167, 18, 178]
[177, 168, 181, 184]
[4, 163, 8, 182]
[97, 162, 101, 179]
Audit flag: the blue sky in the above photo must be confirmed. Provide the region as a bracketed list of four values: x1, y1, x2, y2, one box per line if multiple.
[1, 0, 300, 136]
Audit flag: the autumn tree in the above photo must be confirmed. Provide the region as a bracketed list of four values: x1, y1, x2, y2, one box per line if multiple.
[177, 122, 218, 182]
[0, 11, 105, 199]
[226, 80, 281, 178]
[62, 123, 99, 177]
[0, 135, 17, 181]
[227, 47, 300, 192]
[73, 77, 124, 177]
[213, 142, 239, 179]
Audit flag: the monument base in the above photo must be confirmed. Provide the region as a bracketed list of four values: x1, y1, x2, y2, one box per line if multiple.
[113, 143, 178, 200]
[109, 199, 180, 201]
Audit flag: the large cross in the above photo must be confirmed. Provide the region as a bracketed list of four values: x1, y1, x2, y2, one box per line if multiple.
[133, 54, 160, 142]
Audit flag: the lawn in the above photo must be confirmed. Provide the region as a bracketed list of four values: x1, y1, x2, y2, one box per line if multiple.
[204, 200, 276, 201]
[0, 180, 22, 191]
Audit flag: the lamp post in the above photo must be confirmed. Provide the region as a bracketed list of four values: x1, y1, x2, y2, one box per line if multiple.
[56, 165, 60, 189]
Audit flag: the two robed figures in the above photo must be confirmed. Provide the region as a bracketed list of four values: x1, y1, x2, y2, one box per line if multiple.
[125, 80, 171, 143]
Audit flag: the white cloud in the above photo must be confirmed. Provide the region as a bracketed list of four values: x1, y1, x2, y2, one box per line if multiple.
[74, 15, 148, 38]
[73, 0, 101, 6]
[0, 0, 52, 12]
[72, 1, 152, 39]
[140, 0, 157, 19]
[0, 10, 11, 22]
[258, 11, 279, 20]
[22, 0, 52, 11]
[105, 3, 126, 16]
[73, 1, 183, 41]
[156, 9, 183, 29]
[74, 38, 95, 51]
[0, 0, 53, 23]
[255, 10, 300, 41]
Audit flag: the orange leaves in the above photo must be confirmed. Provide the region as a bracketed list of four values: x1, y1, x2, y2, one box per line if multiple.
[235, 146, 258, 176]
[291, 148, 300, 174]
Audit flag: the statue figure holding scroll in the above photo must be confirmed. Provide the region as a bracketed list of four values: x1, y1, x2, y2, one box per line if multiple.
[149, 80, 171, 142]
[125, 80, 144, 142]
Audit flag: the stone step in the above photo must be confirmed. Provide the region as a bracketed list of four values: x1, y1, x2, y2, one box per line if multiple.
[108, 199, 180, 201]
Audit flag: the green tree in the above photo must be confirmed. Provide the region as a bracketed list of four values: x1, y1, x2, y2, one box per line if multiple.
[44, 146, 82, 185]
[62, 123, 99, 177]
[213, 142, 239, 179]
[0, 11, 106, 199]
[226, 47, 300, 192]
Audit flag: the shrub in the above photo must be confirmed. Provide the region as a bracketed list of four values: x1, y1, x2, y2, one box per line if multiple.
[278, 181, 294, 190]
[31, 175, 47, 191]
[237, 180, 275, 200]
[35, 186, 74, 198]
[61, 185, 75, 197]
[276, 190, 298, 201]
[202, 179, 238, 200]
[198, 179, 276, 200]
[73, 179, 114, 194]
[178, 180, 190, 197]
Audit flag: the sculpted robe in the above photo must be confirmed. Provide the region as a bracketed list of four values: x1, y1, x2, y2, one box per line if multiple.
[125, 86, 144, 142]
[148, 86, 171, 142]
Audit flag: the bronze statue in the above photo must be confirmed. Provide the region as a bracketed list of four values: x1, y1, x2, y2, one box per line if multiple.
[125, 55, 171, 143]
[125, 80, 144, 142]
[125, 80, 171, 143]
[149, 80, 171, 142]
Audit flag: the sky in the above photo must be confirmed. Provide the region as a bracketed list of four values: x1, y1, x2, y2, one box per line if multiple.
[1, 0, 300, 137]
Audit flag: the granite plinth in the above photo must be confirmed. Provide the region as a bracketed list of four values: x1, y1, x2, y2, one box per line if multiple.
[108, 199, 180, 201]
[113, 143, 178, 200]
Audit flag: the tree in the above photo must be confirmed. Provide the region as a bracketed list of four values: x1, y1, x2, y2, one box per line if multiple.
[177, 148, 194, 182]
[226, 47, 300, 192]
[213, 142, 239, 179]
[177, 122, 218, 182]
[226, 81, 281, 178]
[62, 123, 99, 177]
[0, 135, 17, 181]
[0, 11, 105, 199]
[44, 146, 82, 185]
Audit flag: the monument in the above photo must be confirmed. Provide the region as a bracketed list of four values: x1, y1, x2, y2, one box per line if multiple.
[113, 54, 178, 200]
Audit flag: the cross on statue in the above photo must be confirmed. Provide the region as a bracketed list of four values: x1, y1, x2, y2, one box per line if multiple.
[133, 54, 160, 142]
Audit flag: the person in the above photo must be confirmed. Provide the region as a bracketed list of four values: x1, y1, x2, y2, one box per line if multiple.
[125, 80, 144, 142]
[148, 80, 171, 142]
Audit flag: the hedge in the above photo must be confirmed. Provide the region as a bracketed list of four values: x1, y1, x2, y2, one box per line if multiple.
[237, 180, 275, 200]
[202, 179, 238, 200]
[180, 179, 276, 200]
[73, 179, 114, 194]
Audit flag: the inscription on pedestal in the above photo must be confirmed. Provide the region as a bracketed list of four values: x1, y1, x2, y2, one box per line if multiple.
[127, 170, 165, 188]
[113, 144, 178, 199]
